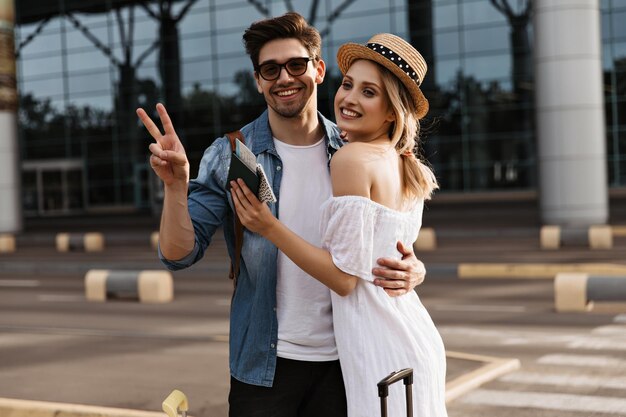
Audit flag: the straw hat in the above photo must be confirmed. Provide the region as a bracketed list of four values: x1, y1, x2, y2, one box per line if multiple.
[337, 33, 429, 118]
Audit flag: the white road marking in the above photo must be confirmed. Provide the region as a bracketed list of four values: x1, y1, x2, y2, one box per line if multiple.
[433, 304, 527, 313]
[439, 326, 626, 351]
[614, 314, 626, 323]
[500, 371, 626, 390]
[592, 325, 626, 336]
[0, 324, 228, 341]
[537, 353, 626, 368]
[0, 333, 76, 348]
[461, 389, 626, 414]
[38, 294, 85, 302]
[439, 327, 524, 339]
[215, 298, 231, 306]
[0, 279, 40, 287]
[567, 338, 626, 350]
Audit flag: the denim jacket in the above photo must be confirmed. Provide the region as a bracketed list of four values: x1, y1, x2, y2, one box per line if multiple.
[160, 110, 343, 386]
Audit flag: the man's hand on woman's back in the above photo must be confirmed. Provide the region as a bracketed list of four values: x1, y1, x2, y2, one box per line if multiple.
[372, 241, 426, 296]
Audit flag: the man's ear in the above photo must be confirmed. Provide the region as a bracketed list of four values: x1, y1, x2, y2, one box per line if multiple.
[254, 72, 263, 94]
[315, 59, 326, 84]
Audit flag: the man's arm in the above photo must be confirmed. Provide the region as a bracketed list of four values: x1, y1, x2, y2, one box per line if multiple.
[372, 241, 426, 297]
[137, 103, 195, 261]
[159, 182, 195, 261]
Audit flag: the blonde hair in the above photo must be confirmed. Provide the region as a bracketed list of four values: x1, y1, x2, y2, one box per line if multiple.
[379, 66, 438, 200]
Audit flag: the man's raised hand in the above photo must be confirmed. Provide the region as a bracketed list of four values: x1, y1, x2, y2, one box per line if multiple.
[136, 103, 189, 187]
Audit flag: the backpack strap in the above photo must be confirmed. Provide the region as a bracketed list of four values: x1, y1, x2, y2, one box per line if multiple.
[225, 130, 245, 288]
[226, 130, 245, 152]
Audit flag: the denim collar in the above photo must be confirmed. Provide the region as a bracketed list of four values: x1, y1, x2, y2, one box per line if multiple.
[248, 110, 343, 157]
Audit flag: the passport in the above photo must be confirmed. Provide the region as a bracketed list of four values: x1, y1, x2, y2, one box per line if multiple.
[228, 152, 260, 195]
[227, 138, 276, 203]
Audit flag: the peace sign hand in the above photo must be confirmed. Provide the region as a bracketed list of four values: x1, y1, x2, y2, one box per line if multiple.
[136, 103, 189, 187]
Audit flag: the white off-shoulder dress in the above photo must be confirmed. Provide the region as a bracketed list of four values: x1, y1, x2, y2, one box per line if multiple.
[320, 196, 448, 417]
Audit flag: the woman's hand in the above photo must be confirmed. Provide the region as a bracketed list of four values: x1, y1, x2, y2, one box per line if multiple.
[230, 179, 277, 236]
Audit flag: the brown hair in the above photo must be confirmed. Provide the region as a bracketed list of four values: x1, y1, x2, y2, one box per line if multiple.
[243, 12, 322, 68]
[379, 65, 438, 200]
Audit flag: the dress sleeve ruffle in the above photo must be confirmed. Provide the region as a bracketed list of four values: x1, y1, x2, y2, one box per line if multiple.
[320, 197, 378, 281]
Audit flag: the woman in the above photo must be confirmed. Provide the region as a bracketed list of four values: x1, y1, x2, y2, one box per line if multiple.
[230, 33, 447, 417]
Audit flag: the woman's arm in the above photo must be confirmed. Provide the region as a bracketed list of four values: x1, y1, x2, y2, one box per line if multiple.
[230, 179, 358, 296]
[332, 144, 426, 296]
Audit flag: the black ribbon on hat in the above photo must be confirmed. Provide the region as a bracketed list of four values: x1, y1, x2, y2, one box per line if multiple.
[366, 42, 420, 85]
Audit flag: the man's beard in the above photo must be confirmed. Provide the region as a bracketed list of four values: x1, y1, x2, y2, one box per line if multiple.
[268, 99, 308, 118]
[266, 84, 310, 118]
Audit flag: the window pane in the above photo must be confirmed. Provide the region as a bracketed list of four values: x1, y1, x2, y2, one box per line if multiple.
[434, 31, 460, 58]
[22, 171, 38, 212]
[20, 55, 63, 78]
[464, 54, 511, 83]
[463, 25, 509, 54]
[21, 75, 65, 99]
[462, 1, 507, 26]
[66, 50, 110, 72]
[434, 3, 459, 29]
[41, 171, 63, 211]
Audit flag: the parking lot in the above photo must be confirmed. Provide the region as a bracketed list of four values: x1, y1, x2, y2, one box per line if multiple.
[1, 197, 625, 416]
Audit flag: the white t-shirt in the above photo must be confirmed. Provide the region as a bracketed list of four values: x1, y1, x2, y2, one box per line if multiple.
[273, 136, 337, 361]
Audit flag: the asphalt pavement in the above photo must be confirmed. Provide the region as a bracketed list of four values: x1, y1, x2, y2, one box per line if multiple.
[1, 194, 625, 417]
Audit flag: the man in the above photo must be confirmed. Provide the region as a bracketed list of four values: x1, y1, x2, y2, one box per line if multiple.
[137, 12, 426, 417]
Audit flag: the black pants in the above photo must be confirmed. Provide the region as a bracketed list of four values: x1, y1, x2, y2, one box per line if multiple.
[229, 357, 347, 417]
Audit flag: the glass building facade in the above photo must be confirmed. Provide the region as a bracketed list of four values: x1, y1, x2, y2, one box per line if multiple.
[12, 0, 626, 216]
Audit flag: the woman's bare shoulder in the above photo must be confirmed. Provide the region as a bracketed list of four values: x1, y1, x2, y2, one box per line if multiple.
[330, 142, 374, 197]
[332, 142, 375, 165]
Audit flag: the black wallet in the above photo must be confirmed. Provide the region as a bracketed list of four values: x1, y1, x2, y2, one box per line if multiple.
[227, 153, 260, 195]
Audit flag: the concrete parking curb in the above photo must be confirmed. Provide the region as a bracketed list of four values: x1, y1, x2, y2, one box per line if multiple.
[0, 234, 16, 253]
[151, 232, 159, 250]
[56, 232, 105, 252]
[612, 226, 626, 237]
[540, 225, 613, 250]
[85, 269, 174, 303]
[458, 263, 626, 279]
[445, 351, 521, 404]
[0, 397, 164, 417]
[413, 227, 437, 251]
[554, 272, 626, 313]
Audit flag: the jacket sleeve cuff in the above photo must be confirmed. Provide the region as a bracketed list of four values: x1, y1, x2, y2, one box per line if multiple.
[158, 242, 201, 271]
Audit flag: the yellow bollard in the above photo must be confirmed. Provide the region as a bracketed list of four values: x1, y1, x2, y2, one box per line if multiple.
[414, 227, 436, 251]
[162, 389, 189, 417]
[0, 234, 16, 253]
[540, 225, 560, 249]
[554, 273, 591, 312]
[151, 231, 160, 250]
[588, 225, 613, 249]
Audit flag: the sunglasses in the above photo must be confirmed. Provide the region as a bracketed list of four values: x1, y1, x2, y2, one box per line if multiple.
[256, 57, 313, 81]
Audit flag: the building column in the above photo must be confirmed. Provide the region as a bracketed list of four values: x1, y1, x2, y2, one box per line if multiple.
[0, 0, 22, 233]
[534, 0, 608, 226]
